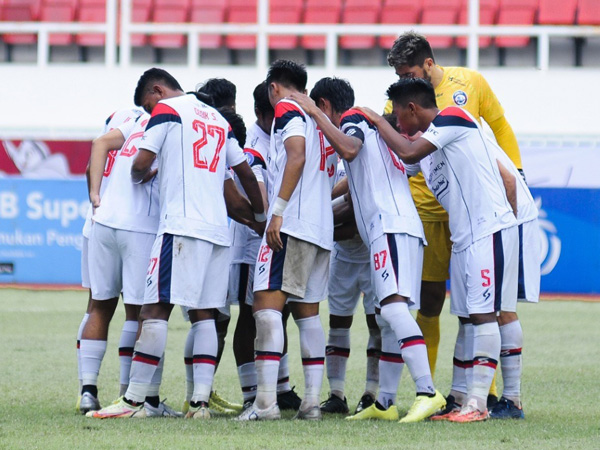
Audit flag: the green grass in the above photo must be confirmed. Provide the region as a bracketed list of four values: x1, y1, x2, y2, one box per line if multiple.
[1, 289, 599, 449]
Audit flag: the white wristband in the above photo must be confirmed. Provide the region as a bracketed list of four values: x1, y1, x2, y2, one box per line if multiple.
[271, 197, 288, 216]
[254, 212, 267, 223]
[331, 195, 346, 208]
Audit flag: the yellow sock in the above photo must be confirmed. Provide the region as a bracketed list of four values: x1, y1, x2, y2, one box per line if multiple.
[416, 311, 440, 377]
[489, 371, 498, 398]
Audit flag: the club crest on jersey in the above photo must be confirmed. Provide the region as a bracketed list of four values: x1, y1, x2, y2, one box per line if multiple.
[453, 90, 468, 106]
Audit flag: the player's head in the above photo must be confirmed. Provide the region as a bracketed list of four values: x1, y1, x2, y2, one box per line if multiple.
[134, 68, 184, 114]
[310, 77, 354, 126]
[266, 59, 307, 107]
[386, 78, 437, 136]
[253, 81, 275, 135]
[197, 78, 237, 111]
[218, 107, 247, 148]
[387, 31, 436, 83]
[187, 90, 215, 107]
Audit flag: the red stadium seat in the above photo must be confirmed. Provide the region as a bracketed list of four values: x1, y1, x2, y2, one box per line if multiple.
[420, 0, 461, 49]
[225, 0, 257, 50]
[456, 0, 498, 49]
[379, 0, 423, 49]
[189, 0, 226, 49]
[577, 0, 600, 25]
[75, 0, 106, 47]
[129, 0, 152, 47]
[538, 0, 577, 25]
[269, 0, 302, 49]
[40, 0, 77, 46]
[495, 0, 539, 48]
[301, 0, 342, 50]
[2, 0, 41, 45]
[149, 0, 190, 49]
[339, 0, 381, 50]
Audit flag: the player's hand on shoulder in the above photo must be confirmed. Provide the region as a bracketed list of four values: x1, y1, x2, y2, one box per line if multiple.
[288, 92, 319, 117]
[353, 106, 381, 126]
[266, 215, 284, 252]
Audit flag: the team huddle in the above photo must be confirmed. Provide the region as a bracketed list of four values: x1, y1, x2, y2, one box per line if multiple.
[76, 32, 541, 424]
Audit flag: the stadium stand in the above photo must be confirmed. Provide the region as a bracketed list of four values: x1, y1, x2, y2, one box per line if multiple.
[456, 0, 498, 49]
[301, 0, 343, 50]
[577, 0, 600, 25]
[420, 0, 462, 48]
[339, 0, 381, 50]
[2, 0, 40, 45]
[149, 0, 190, 49]
[130, 0, 152, 47]
[268, 0, 302, 49]
[225, 0, 258, 50]
[75, 0, 107, 48]
[495, 0, 539, 48]
[538, 0, 577, 25]
[378, 0, 423, 50]
[189, 0, 227, 49]
[41, 0, 77, 47]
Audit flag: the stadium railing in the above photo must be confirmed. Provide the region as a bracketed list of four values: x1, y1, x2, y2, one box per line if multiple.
[0, 0, 598, 71]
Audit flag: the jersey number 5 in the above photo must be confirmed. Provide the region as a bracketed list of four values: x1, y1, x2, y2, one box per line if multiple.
[192, 120, 225, 172]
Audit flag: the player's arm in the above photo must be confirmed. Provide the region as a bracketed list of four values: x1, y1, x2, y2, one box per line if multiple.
[332, 176, 348, 200]
[354, 106, 436, 164]
[334, 222, 359, 241]
[231, 160, 266, 223]
[88, 128, 125, 208]
[131, 149, 157, 185]
[223, 177, 258, 229]
[267, 135, 305, 252]
[288, 92, 362, 161]
[497, 159, 518, 217]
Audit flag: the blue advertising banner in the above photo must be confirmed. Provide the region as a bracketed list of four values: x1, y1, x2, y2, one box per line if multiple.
[530, 187, 600, 295]
[0, 178, 88, 284]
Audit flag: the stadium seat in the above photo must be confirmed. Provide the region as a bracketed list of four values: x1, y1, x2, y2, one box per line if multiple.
[495, 0, 539, 48]
[339, 0, 381, 50]
[189, 0, 226, 49]
[2, 0, 41, 45]
[129, 0, 152, 47]
[225, 0, 257, 50]
[301, 0, 342, 50]
[149, 0, 190, 49]
[538, 0, 577, 25]
[420, 0, 461, 49]
[75, 0, 107, 47]
[456, 0, 498, 49]
[577, 0, 600, 25]
[268, 0, 302, 49]
[379, 0, 423, 49]
[40, 0, 77, 46]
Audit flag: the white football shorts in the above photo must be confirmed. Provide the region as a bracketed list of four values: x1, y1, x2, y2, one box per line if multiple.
[328, 255, 375, 317]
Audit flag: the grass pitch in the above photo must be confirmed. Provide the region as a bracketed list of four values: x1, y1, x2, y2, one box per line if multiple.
[0, 289, 599, 450]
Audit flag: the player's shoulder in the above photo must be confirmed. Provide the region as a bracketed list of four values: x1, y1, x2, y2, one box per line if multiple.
[105, 107, 143, 129]
[433, 106, 478, 128]
[443, 65, 481, 87]
[340, 108, 374, 128]
[275, 98, 306, 118]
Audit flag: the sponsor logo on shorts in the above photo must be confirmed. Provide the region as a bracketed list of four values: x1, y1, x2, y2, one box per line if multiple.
[453, 90, 468, 106]
[258, 265, 266, 275]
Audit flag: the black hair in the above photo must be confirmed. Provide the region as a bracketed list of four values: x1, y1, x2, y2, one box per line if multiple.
[133, 67, 183, 106]
[386, 78, 438, 109]
[186, 91, 214, 107]
[197, 78, 236, 109]
[382, 113, 400, 133]
[253, 81, 274, 116]
[218, 107, 247, 148]
[309, 77, 355, 115]
[266, 59, 307, 92]
[387, 31, 435, 68]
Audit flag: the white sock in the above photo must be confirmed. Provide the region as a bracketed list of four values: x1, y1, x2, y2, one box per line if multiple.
[470, 322, 500, 411]
[380, 302, 435, 395]
[77, 313, 90, 392]
[277, 353, 291, 394]
[80, 339, 107, 390]
[238, 362, 257, 401]
[376, 315, 403, 408]
[191, 319, 218, 404]
[463, 323, 475, 402]
[296, 315, 325, 407]
[450, 321, 468, 405]
[184, 326, 194, 403]
[365, 326, 381, 398]
[326, 327, 351, 398]
[499, 320, 523, 405]
[147, 354, 164, 398]
[118, 320, 138, 396]
[254, 309, 283, 409]
[126, 319, 168, 404]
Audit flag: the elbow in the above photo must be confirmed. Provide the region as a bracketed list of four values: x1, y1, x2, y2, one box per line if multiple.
[402, 154, 420, 164]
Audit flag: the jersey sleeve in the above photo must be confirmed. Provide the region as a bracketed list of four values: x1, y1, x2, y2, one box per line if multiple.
[421, 107, 477, 150]
[140, 102, 181, 154]
[117, 116, 138, 140]
[273, 100, 306, 142]
[476, 72, 505, 125]
[225, 126, 247, 167]
[340, 109, 367, 144]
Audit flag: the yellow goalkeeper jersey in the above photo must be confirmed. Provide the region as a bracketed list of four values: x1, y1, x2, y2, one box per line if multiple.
[384, 65, 518, 221]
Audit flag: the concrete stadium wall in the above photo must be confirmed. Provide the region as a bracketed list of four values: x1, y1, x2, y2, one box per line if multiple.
[0, 65, 598, 139]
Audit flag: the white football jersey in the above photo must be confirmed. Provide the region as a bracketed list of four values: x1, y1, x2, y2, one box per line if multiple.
[140, 94, 246, 245]
[82, 108, 144, 238]
[93, 113, 160, 234]
[420, 106, 518, 252]
[230, 122, 270, 264]
[340, 108, 425, 245]
[488, 138, 538, 225]
[267, 99, 336, 250]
